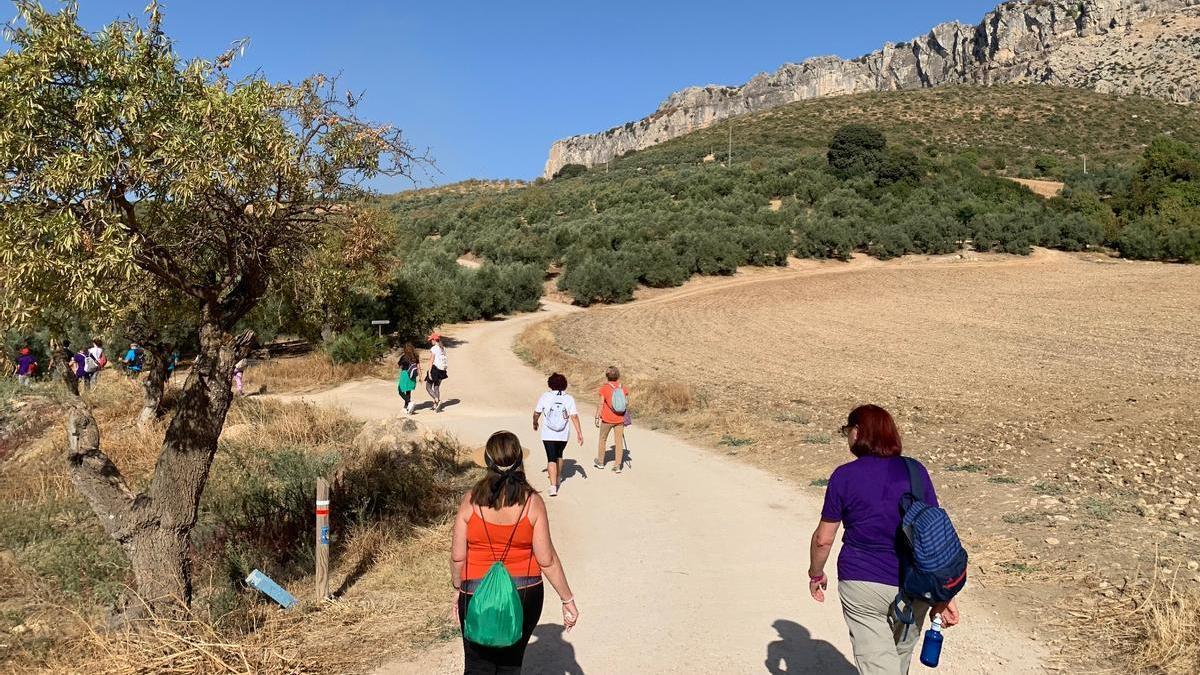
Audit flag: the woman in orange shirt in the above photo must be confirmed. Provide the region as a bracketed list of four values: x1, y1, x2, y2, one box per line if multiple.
[451, 431, 579, 672]
[594, 365, 629, 473]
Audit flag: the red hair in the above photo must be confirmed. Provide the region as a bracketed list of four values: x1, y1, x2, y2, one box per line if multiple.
[845, 405, 902, 457]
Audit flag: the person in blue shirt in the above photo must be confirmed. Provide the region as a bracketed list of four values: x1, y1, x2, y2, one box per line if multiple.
[122, 342, 144, 377]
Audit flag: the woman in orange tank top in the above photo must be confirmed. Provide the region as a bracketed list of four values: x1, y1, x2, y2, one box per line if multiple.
[451, 431, 578, 673]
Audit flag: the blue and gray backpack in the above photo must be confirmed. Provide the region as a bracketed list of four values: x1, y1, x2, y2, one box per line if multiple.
[893, 457, 968, 629]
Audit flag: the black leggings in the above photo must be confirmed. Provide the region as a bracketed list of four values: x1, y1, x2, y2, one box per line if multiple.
[458, 583, 544, 674]
[399, 389, 412, 406]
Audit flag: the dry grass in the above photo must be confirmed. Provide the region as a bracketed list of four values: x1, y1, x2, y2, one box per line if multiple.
[515, 319, 701, 421]
[250, 353, 392, 395]
[1068, 559, 1200, 675]
[1127, 585, 1200, 673]
[1, 377, 473, 674]
[24, 522, 459, 675]
[224, 398, 360, 449]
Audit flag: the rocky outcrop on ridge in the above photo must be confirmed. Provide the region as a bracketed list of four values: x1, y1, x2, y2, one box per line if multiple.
[544, 0, 1200, 178]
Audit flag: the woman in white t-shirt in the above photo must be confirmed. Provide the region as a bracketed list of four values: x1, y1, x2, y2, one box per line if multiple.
[533, 373, 583, 497]
[425, 332, 449, 412]
[84, 338, 106, 386]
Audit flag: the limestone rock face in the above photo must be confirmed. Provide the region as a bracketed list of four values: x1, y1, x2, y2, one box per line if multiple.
[544, 0, 1200, 178]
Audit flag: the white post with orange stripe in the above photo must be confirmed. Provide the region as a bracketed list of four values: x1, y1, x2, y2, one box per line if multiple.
[315, 478, 330, 601]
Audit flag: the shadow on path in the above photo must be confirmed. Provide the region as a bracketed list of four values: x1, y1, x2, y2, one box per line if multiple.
[765, 619, 856, 674]
[561, 459, 587, 482]
[523, 624, 583, 675]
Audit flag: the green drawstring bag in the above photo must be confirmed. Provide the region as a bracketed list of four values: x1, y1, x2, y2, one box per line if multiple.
[463, 501, 528, 647]
[463, 560, 523, 647]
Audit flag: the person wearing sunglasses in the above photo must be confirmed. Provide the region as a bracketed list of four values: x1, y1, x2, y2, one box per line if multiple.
[807, 405, 960, 674]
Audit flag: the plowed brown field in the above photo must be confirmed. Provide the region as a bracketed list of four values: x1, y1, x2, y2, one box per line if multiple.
[548, 249, 1200, 642]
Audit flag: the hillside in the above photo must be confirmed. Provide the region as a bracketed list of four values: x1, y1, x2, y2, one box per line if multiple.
[375, 85, 1200, 320]
[545, 0, 1200, 177]
[603, 85, 1200, 175]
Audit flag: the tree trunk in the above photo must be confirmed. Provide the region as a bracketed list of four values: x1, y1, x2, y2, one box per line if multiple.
[137, 347, 169, 426]
[58, 325, 252, 612]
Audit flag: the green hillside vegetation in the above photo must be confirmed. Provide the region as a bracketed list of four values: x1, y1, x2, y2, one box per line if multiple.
[374, 86, 1200, 309]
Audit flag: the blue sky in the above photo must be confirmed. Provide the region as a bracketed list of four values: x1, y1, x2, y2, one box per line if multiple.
[52, 1, 1002, 190]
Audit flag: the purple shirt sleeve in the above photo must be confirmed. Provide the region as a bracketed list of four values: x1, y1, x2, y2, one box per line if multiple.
[820, 469, 844, 521]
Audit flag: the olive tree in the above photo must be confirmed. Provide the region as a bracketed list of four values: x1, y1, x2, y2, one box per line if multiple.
[0, 2, 422, 610]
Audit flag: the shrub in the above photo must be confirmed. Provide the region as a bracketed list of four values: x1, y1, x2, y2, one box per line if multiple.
[552, 163, 587, 180]
[1119, 203, 1200, 262]
[1039, 211, 1104, 251]
[558, 255, 637, 306]
[796, 213, 858, 260]
[877, 148, 922, 187]
[972, 211, 1033, 254]
[827, 124, 887, 179]
[324, 326, 385, 364]
[1034, 155, 1062, 177]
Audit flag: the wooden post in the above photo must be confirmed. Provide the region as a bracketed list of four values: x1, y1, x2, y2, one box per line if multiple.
[315, 478, 330, 601]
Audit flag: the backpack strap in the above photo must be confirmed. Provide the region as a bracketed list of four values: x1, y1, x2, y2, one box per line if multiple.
[901, 456, 925, 506]
[477, 499, 530, 566]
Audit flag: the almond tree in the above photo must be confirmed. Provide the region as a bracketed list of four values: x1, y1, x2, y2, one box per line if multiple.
[0, 1, 422, 610]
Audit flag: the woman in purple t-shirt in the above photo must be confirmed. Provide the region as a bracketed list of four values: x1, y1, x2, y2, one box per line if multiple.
[807, 405, 960, 675]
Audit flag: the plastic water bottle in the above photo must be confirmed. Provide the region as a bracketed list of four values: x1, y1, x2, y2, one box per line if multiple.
[919, 614, 944, 668]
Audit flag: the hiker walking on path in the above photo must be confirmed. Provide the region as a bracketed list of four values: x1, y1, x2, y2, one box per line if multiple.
[121, 342, 143, 379]
[84, 338, 105, 385]
[533, 373, 583, 497]
[397, 343, 420, 415]
[593, 366, 629, 473]
[73, 346, 91, 388]
[451, 431, 578, 673]
[13, 347, 37, 387]
[426, 332, 449, 412]
[808, 404, 962, 675]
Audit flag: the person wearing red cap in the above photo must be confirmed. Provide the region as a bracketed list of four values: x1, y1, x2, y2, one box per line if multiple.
[13, 347, 38, 387]
[425, 332, 449, 412]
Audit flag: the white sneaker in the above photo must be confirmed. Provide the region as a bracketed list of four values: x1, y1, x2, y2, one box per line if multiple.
[548, 485, 558, 497]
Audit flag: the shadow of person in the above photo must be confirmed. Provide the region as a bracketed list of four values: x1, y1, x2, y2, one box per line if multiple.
[561, 459, 587, 481]
[523, 624, 583, 675]
[438, 398, 461, 410]
[765, 619, 856, 674]
[604, 438, 632, 470]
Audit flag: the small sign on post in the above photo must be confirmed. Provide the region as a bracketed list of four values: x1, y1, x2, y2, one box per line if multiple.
[371, 319, 390, 337]
[316, 478, 330, 601]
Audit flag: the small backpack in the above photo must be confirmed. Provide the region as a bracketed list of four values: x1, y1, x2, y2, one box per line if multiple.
[894, 457, 968, 628]
[608, 384, 628, 415]
[544, 393, 570, 433]
[464, 503, 528, 647]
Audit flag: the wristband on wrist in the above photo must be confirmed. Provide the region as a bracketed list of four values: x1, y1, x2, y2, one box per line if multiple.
[808, 573, 826, 583]
[561, 596, 574, 604]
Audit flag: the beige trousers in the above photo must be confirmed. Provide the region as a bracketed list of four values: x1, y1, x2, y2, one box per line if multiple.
[838, 580, 928, 675]
[596, 422, 625, 468]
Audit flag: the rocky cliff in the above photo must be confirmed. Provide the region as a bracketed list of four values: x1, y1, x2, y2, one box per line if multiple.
[544, 0, 1200, 178]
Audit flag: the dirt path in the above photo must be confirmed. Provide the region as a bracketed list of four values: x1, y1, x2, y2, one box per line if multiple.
[289, 292, 1047, 673]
